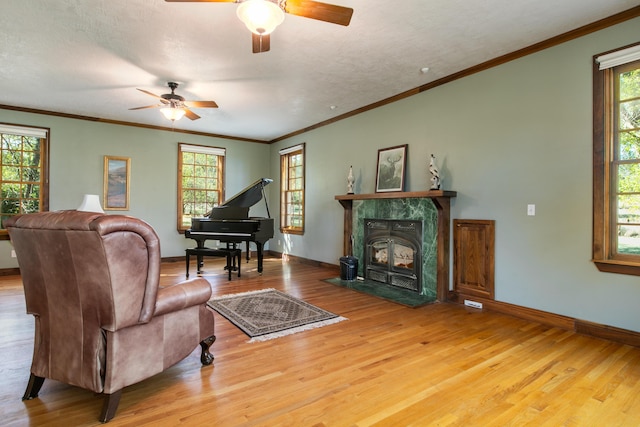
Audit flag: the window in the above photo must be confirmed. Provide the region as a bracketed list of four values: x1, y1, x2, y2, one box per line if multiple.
[177, 143, 225, 232]
[593, 43, 640, 275]
[0, 124, 49, 238]
[279, 143, 305, 234]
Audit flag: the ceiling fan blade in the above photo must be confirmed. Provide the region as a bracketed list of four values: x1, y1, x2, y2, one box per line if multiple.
[184, 109, 201, 120]
[252, 33, 270, 54]
[284, 0, 353, 26]
[184, 100, 218, 108]
[128, 104, 161, 111]
[136, 88, 166, 100]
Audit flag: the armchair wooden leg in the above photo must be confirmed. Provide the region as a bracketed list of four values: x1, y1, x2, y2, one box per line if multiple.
[200, 335, 216, 366]
[22, 373, 45, 400]
[99, 390, 122, 423]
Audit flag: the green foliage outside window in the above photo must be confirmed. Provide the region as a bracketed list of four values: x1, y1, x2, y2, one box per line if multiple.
[0, 133, 43, 229]
[616, 66, 640, 255]
[179, 146, 223, 230]
[280, 147, 305, 233]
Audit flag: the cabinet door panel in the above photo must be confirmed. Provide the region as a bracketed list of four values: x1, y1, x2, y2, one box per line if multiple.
[453, 219, 495, 299]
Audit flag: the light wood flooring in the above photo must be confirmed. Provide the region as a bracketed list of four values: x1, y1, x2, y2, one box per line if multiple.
[1, 256, 639, 426]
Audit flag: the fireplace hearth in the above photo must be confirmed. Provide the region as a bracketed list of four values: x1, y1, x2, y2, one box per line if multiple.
[364, 219, 422, 292]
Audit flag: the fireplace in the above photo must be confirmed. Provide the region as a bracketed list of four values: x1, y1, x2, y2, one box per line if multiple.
[364, 218, 422, 292]
[335, 190, 456, 302]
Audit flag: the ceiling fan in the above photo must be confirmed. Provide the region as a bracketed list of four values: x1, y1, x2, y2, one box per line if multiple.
[129, 82, 218, 121]
[165, 0, 354, 53]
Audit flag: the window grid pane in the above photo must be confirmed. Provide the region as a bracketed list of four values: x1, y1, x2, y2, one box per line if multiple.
[0, 134, 44, 229]
[179, 146, 224, 230]
[613, 62, 640, 256]
[280, 148, 304, 233]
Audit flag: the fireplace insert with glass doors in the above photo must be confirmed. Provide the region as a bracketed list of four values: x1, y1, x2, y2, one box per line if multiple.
[364, 218, 423, 292]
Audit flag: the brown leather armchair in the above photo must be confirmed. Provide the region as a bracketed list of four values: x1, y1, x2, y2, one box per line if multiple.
[5, 210, 216, 423]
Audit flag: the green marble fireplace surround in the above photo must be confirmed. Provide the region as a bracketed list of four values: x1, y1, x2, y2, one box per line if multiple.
[355, 199, 438, 299]
[335, 190, 456, 301]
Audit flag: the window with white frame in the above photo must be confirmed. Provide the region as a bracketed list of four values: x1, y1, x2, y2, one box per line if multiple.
[177, 143, 225, 231]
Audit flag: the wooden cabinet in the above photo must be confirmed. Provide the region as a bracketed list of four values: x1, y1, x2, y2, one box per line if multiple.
[453, 219, 495, 300]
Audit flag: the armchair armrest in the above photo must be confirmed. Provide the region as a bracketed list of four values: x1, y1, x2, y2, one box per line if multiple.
[153, 278, 212, 317]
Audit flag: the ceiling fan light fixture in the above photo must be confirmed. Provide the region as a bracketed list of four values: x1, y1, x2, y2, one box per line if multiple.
[160, 106, 186, 121]
[236, 0, 284, 35]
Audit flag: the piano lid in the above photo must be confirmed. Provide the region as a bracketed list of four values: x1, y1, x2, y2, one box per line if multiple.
[221, 177, 273, 208]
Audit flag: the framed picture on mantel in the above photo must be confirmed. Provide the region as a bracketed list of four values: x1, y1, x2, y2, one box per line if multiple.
[375, 144, 407, 192]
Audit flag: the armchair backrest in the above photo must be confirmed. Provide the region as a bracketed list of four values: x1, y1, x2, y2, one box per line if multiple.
[5, 210, 162, 391]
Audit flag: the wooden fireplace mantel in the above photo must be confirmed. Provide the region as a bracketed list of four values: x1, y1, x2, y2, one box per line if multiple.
[335, 190, 457, 301]
[335, 189, 456, 201]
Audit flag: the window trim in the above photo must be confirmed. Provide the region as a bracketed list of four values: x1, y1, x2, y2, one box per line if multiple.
[0, 123, 50, 240]
[593, 42, 640, 275]
[177, 143, 225, 233]
[279, 143, 305, 235]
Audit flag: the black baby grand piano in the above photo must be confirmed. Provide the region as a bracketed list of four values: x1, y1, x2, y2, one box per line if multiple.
[186, 178, 274, 273]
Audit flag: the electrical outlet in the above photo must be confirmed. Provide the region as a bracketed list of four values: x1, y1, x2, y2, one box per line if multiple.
[527, 204, 536, 216]
[464, 299, 483, 309]
[11, 250, 16, 258]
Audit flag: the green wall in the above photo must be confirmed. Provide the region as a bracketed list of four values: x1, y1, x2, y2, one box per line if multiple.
[268, 17, 640, 333]
[1, 17, 638, 333]
[0, 112, 271, 263]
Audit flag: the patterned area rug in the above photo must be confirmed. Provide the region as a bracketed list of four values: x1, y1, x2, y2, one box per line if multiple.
[207, 288, 347, 342]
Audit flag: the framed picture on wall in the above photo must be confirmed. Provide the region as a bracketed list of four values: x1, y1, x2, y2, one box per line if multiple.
[375, 144, 407, 192]
[103, 156, 130, 210]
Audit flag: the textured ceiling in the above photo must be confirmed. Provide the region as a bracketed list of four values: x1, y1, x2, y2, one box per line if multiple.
[1, 0, 639, 142]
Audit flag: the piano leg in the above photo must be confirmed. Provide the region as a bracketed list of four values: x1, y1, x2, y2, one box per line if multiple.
[256, 242, 264, 274]
[195, 240, 206, 273]
[185, 252, 190, 278]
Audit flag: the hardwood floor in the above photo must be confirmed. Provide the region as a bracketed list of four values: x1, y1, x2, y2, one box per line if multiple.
[1, 256, 639, 426]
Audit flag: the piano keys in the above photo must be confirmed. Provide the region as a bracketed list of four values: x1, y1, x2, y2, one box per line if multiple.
[185, 178, 274, 273]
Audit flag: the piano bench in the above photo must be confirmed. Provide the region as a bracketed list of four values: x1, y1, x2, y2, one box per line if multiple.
[185, 247, 242, 280]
